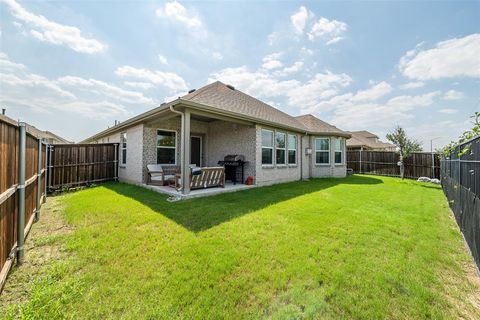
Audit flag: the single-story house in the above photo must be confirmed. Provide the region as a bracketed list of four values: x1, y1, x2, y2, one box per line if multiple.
[346, 130, 396, 151]
[81, 81, 352, 195]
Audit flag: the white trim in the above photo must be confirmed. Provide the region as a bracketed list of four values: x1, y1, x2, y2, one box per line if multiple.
[315, 137, 330, 165]
[261, 129, 274, 165]
[334, 137, 345, 165]
[190, 135, 202, 167]
[157, 128, 177, 165]
[120, 132, 127, 165]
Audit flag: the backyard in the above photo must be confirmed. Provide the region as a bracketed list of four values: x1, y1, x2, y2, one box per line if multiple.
[1, 175, 479, 319]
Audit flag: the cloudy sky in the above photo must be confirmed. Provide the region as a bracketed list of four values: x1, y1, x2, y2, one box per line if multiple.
[1, 0, 479, 149]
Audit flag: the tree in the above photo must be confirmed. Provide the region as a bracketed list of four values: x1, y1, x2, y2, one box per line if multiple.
[386, 126, 422, 179]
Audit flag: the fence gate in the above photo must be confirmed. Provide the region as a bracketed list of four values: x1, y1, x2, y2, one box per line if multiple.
[46, 144, 118, 192]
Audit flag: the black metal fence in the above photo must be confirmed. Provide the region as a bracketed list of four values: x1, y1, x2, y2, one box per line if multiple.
[441, 136, 480, 269]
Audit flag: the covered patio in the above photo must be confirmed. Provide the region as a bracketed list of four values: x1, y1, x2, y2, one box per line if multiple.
[142, 102, 257, 196]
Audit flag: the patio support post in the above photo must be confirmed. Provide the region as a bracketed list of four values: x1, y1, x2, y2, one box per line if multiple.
[35, 138, 42, 221]
[17, 122, 26, 265]
[181, 110, 191, 195]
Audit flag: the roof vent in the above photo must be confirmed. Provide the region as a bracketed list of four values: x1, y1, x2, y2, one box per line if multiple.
[188, 89, 196, 94]
[160, 102, 166, 106]
[226, 84, 235, 90]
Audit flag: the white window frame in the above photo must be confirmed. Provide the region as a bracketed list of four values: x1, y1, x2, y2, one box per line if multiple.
[275, 131, 287, 165]
[287, 134, 297, 165]
[120, 132, 127, 166]
[334, 137, 344, 165]
[315, 137, 330, 165]
[261, 129, 274, 165]
[157, 129, 177, 165]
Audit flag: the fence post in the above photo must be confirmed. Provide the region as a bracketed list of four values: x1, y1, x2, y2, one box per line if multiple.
[17, 122, 26, 265]
[35, 138, 42, 221]
[359, 148, 362, 174]
[44, 143, 48, 202]
[48, 145, 53, 192]
[114, 143, 118, 181]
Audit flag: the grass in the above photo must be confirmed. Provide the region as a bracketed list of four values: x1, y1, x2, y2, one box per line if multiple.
[2, 175, 479, 319]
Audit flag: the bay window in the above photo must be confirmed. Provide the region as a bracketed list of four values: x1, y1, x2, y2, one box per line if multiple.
[275, 132, 286, 165]
[315, 137, 330, 164]
[261, 129, 273, 165]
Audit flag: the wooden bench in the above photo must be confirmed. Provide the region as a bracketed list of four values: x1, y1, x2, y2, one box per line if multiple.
[175, 167, 225, 190]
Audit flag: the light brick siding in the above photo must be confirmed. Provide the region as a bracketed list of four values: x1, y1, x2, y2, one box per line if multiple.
[309, 136, 347, 178]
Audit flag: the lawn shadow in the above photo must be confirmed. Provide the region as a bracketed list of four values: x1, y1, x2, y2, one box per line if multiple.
[105, 175, 383, 233]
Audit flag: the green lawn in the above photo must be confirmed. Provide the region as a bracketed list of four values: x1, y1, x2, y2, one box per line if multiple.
[2, 175, 479, 319]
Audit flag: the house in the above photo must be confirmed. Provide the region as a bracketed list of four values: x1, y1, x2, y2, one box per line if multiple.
[81, 81, 351, 195]
[0, 113, 72, 144]
[346, 130, 396, 151]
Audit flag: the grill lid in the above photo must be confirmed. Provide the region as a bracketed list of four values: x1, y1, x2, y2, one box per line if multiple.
[223, 154, 245, 162]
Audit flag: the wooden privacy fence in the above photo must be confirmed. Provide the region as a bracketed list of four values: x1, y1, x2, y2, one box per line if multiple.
[47, 143, 118, 192]
[347, 150, 440, 179]
[441, 136, 479, 269]
[1, 119, 47, 292]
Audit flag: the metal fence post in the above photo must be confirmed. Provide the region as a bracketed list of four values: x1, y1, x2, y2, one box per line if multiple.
[17, 122, 26, 265]
[359, 148, 362, 173]
[114, 143, 118, 181]
[35, 138, 42, 221]
[44, 143, 48, 202]
[48, 145, 53, 192]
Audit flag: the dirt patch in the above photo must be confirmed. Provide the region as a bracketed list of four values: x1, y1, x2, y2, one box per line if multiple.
[0, 196, 73, 310]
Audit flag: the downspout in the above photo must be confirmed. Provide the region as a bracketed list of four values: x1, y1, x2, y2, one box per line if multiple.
[300, 131, 308, 181]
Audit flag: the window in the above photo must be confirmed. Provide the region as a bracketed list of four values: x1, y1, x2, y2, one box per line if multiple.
[120, 132, 127, 165]
[287, 134, 297, 165]
[275, 132, 286, 165]
[261, 129, 273, 165]
[334, 137, 344, 164]
[157, 130, 176, 164]
[315, 137, 330, 164]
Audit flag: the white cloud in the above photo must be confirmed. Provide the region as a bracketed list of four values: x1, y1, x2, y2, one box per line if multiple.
[290, 6, 311, 34]
[262, 52, 283, 70]
[399, 33, 480, 80]
[399, 81, 424, 89]
[406, 120, 470, 151]
[351, 81, 392, 102]
[2, 0, 106, 54]
[156, 1, 203, 29]
[209, 66, 351, 112]
[443, 89, 464, 100]
[57, 76, 153, 104]
[158, 55, 168, 65]
[439, 108, 458, 114]
[115, 65, 188, 91]
[212, 51, 223, 60]
[308, 17, 347, 44]
[282, 61, 304, 74]
[0, 52, 26, 70]
[123, 81, 155, 90]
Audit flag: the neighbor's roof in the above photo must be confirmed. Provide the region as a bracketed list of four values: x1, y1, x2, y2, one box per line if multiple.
[347, 131, 395, 149]
[82, 81, 351, 142]
[0, 114, 72, 143]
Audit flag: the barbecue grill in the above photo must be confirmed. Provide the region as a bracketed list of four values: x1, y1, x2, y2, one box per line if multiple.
[218, 155, 247, 184]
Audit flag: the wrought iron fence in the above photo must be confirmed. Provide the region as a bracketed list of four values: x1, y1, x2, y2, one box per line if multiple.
[441, 135, 480, 269]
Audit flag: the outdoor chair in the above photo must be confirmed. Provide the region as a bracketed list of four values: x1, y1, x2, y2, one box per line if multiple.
[146, 164, 180, 186]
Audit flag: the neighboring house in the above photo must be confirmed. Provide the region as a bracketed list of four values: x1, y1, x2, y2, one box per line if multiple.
[81, 81, 352, 195]
[0, 113, 72, 144]
[346, 130, 396, 151]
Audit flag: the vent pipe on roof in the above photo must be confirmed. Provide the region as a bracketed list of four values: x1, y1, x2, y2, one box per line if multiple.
[1, 108, 5, 115]
[226, 84, 235, 90]
[188, 89, 196, 94]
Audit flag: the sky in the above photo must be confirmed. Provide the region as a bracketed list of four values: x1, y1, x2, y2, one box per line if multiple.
[0, 0, 479, 149]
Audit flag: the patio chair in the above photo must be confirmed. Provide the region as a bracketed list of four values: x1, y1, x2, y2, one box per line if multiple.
[147, 164, 180, 186]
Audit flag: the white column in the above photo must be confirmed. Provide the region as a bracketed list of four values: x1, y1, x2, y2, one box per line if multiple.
[182, 110, 191, 195]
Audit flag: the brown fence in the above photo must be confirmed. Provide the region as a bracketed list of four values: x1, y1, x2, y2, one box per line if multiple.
[347, 150, 440, 179]
[1, 119, 46, 292]
[47, 144, 118, 192]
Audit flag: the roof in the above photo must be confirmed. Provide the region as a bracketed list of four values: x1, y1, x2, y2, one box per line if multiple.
[82, 81, 351, 142]
[294, 114, 348, 136]
[346, 130, 395, 150]
[0, 114, 72, 143]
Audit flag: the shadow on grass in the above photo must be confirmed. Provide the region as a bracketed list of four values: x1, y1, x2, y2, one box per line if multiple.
[105, 175, 383, 232]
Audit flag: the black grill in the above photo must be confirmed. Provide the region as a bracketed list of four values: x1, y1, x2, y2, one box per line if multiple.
[218, 155, 247, 184]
